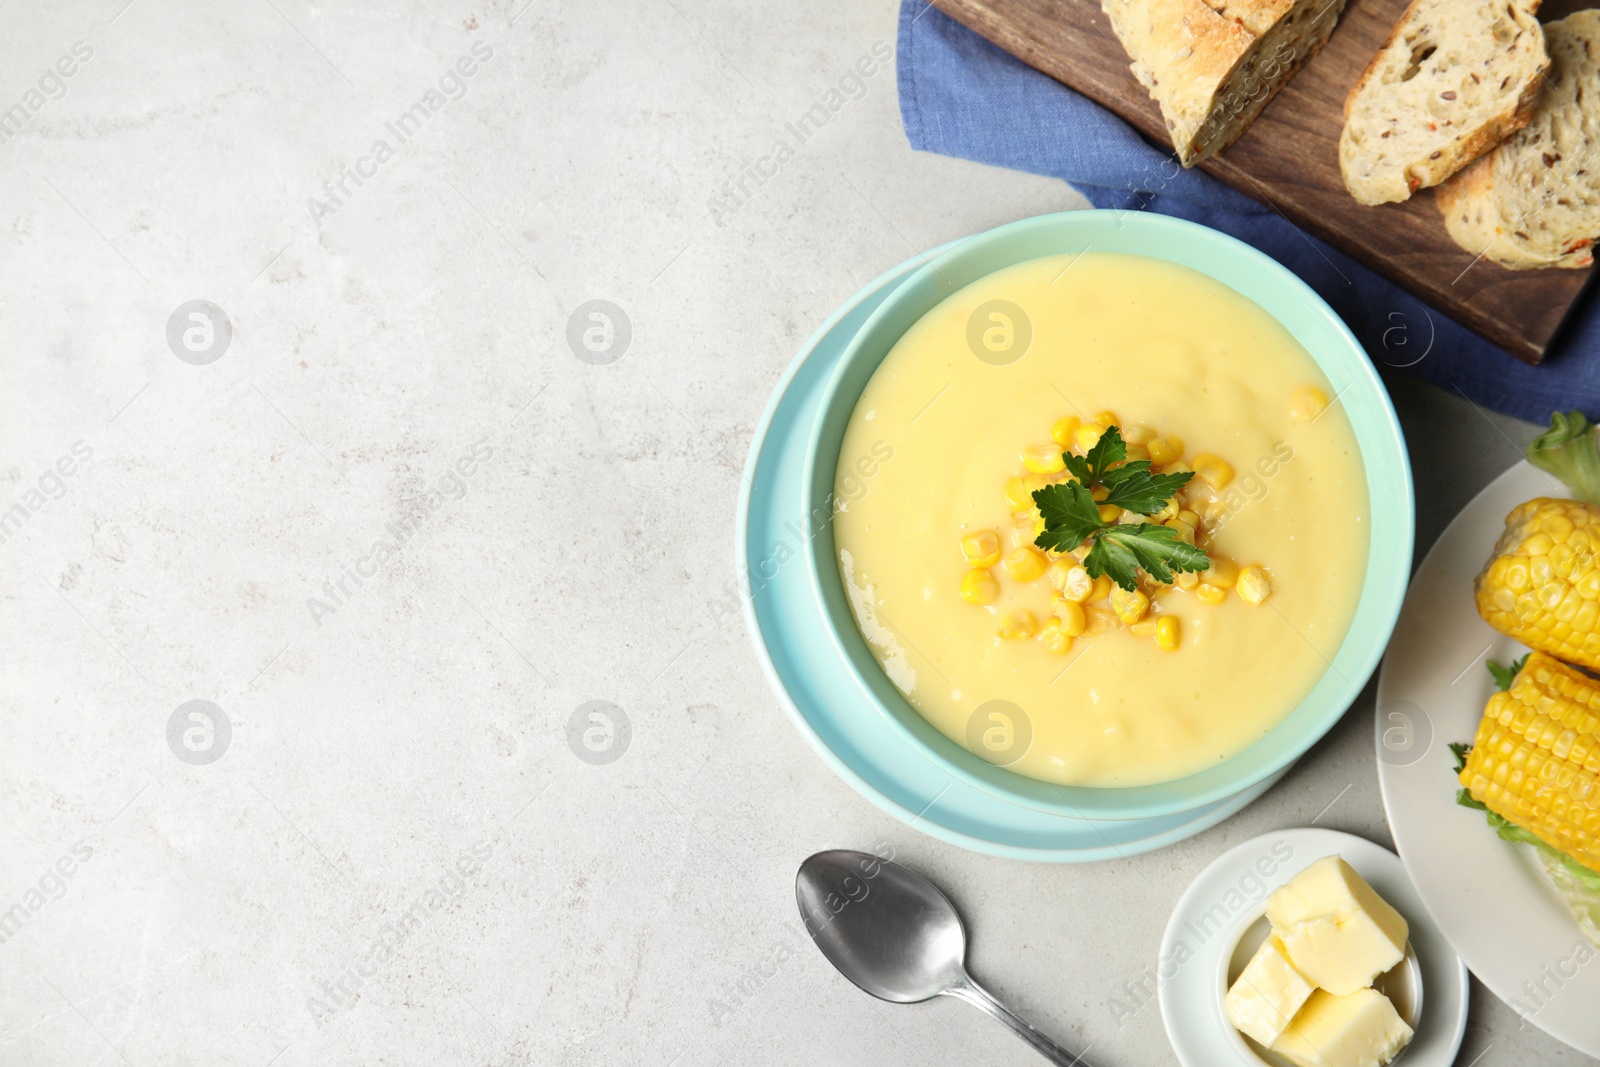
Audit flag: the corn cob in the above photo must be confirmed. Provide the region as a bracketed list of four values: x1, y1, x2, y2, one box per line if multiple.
[1475, 498, 1600, 670]
[1475, 412, 1600, 670]
[1458, 651, 1600, 874]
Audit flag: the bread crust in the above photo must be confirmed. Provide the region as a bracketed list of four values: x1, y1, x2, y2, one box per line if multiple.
[1204, 0, 1295, 38]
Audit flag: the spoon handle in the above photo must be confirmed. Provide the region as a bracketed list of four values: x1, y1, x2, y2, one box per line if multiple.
[944, 976, 1084, 1066]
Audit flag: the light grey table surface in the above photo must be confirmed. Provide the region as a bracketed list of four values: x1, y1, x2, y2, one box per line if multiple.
[0, 1, 1579, 1064]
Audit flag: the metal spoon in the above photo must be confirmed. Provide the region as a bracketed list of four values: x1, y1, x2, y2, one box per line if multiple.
[796, 849, 1084, 1065]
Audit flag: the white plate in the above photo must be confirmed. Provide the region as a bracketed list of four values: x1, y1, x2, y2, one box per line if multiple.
[1158, 828, 1468, 1067]
[1376, 460, 1600, 1056]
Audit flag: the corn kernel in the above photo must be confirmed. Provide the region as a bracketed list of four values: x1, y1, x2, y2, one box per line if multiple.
[1152, 498, 1180, 522]
[1178, 508, 1199, 527]
[1167, 519, 1196, 545]
[1175, 571, 1200, 591]
[1291, 385, 1330, 422]
[1054, 598, 1087, 636]
[1163, 461, 1192, 476]
[1046, 558, 1071, 587]
[1202, 558, 1239, 588]
[1124, 443, 1150, 462]
[1004, 477, 1031, 509]
[1084, 605, 1120, 634]
[1155, 615, 1179, 651]
[999, 611, 1037, 639]
[1148, 436, 1183, 466]
[1089, 575, 1113, 601]
[1010, 518, 1039, 548]
[1064, 565, 1094, 602]
[1122, 425, 1155, 445]
[1192, 453, 1234, 489]
[1050, 416, 1081, 447]
[1196, 582, 1226, 604]
[1039, 619, 1073, 654]
[1525, 532, 1555, 556]
[1076, 423, 1106, 451]
[961, 568, 999, 605]
[1237, 565, 1272, 605]
[961, 530, 1002, 569]
[1007, 475, 1049, 510]
[1022, 444, 1067, 474]
[1003, 546, 1048, 583]
[1091, 410, 1119, 428]
[1091, 485, 1109, 502]
[1581, 569, 1600, 599]
[1130, 620, 1157, 637]
[1110, 587, 1150, 624]
[1098, 504, 1121, 523]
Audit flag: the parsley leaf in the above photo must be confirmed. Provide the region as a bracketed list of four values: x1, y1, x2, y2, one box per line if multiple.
[1087, 524, 1211, 590]
[1101, 462, 1196, 515]
[1032, 482, 1103, 553]
[1486, 655, 1529, 691]
[1082, 425, 1125, 481]
[1449, 742, 1484, 810]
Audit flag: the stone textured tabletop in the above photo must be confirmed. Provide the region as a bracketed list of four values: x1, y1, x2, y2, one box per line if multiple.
[0, 1, 1582, 1064]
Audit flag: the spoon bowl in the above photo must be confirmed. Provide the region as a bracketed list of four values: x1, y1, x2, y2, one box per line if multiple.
[797, 849, 1083, 1065]
[796, 848, 968, 1003]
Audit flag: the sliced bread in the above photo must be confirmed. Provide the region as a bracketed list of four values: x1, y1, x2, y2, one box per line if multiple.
[1339, 0, 1549, 205]
[1101, 0, 1350, 166]
[1437, 10, 1600, 270]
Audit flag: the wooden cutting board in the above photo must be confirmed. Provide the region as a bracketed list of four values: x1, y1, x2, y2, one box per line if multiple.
[931, 0, 1597, 363]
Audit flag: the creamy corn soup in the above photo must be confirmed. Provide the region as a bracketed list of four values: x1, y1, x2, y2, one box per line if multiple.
[833, 252, 1369, 787]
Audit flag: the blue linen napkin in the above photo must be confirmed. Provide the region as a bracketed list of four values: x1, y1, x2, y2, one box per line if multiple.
[896, 1, 1600, 423]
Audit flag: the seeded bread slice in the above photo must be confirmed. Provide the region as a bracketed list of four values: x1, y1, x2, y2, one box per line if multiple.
[1437, 10, 1600, 269]
[1339, 0, 1549, 205]
[1101, 0, 1350, 166]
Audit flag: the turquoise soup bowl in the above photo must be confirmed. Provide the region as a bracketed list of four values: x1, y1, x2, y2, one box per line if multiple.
[802, 210, 1414, 822]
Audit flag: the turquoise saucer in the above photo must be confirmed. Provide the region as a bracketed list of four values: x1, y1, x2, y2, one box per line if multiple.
[738, 244, 1289, 860]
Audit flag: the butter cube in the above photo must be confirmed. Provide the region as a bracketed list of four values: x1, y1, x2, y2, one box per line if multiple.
[1225, 935, 1315, 1047]
[1271, 988, 1414, 1067]
[1267, 856, 1409, 995]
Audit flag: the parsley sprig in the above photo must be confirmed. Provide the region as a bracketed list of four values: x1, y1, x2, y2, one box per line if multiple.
[1031, 426, 1210, 592]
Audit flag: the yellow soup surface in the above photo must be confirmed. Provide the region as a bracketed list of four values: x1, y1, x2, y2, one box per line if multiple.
[832, 252, 1369, 787]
